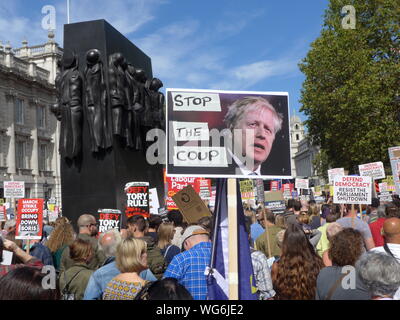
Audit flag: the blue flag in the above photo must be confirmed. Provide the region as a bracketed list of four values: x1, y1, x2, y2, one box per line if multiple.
[206, 179, 258, 300]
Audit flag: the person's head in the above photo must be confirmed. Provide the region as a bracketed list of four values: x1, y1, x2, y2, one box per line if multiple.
[328, 228, 364, 266]
[274, 224, 323, 300]
[297, 212, 310, 225]
[3, 219, 16, 233]
[287, 199, 296, 210]
[344, 204, 359, 216]
[157, 222, 175, 249]
[55, 216, 70, 228]
[326, 222, 343, 241]
[308, 204, 319, 217]
[356, 252, 400, 299]
[0, 267, 60, 300]
[223, 96, 283, 170]
[69, 238, 94, 264]
[99, 228, 122, 258]
[181, 225, 209, 251]
[135, 278, 193, 300]
[77, 214, 98, 236]
[197, 216, 213, 235]
[386, 204, 400, 218]
[116, 238, 148, 273]
[377, 205, 387, 219]
[127, 215, 148, 237]
[293, 201, 302, 212]
[382, 218, 400, 244]
[276, 229, 285, 248]
[370, 198, 380, 210]
[148, 214, 163, 232]
[264, 209, 275, 225]
[320, 204, 331, 219]
[325, 212, 339, 223]
[45, 218, 75, 253]
[275, 214, 286, 229]
[167, 210, 183, 227]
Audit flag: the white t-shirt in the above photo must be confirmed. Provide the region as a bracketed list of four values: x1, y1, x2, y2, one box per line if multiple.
[371, 243, 400, 300]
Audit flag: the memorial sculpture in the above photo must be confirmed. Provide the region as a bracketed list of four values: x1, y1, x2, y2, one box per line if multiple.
[85, 49, 112, 152]
[148, 77, 165, 130]
[51, 51, 83, 160]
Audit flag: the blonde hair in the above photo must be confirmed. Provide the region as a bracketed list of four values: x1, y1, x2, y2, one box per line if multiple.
[116, 238, 147, 273]
[157, 222, 175, 250]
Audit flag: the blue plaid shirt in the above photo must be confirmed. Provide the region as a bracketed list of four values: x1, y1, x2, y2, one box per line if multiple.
[163, 241, 211, 300]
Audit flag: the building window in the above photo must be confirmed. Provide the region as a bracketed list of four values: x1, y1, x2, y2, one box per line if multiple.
[16, 140, 27, 169]
[15, 98, 24, 124]
[25, 188, 31, 198]
[37, 105, 46, 129]
[295, 124, 299, 130]
[39, 144, 47, 171]
[296, 134, 300, 141]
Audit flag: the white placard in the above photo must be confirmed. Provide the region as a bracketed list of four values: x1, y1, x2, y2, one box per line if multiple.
[4, 181, 25, 198]
[328, 168, 345, 185]
[171, 92, 221, 112]
[358, 161, 385, 180]
[172, 121, 209, 141]
[295, 178, 309, 190]
[149, 188, 160, 215]
[333, 175, 372, 204]
[0, 250, 13, 266]
[173, 146, 228, 167]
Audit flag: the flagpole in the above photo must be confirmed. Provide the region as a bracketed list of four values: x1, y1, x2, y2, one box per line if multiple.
[227, 178, 239, 300]
[67, 0, 70, 24]
[209, 179, 222, 270]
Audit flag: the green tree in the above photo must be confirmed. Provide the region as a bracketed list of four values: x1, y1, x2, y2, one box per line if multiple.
[299, 0, 400, 174]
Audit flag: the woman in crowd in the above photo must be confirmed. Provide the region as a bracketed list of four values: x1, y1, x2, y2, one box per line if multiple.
[45, 217, 75, 270]
[316, 228, 370, 300]
[103, 238, 149, 300]
[157, 222, 181, 265]
[271, 224, 324, 299]
[308, 204, 321, 229]
[59, 238, 94, 300]
[321, 222, 343, 266]
[0, 266, 60, 300]
[356, 251, 400, 300]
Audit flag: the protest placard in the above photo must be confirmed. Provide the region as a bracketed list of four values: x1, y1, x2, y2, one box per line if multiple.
[149, 188, 160, 215]
[295, 178, 309, 190]
[172, 185, 211, 224]
[358, 162, 385, 180]
[0, 206, 7, 222]
[166, 89, 291, 179]
[265, 200, 286, 214]
[124, 182, 149, 218]
[195, 178, 212, 200]
[333, 176, 372, 204]
[315, 196, 326, 204]
[15, 198, 44, 240]
[389, 147, 400, 195]
[4, 181, 25, 198]
[239, 179, 255, 200]
[282, 183, 294, 199]
[0, 250, 13, 266]
[255, 179, 265, 204]
[98, 209, 122, 232]
[328, 168, 345, 185]
[270, 181, 280, 191]
[166, 177, 198, 210]
[378, 192, 393, 202]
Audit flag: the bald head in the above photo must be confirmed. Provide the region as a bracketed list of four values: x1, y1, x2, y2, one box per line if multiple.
[383, 218, 400, 243]
[99, 229, 122, 258]
[77, 214, 97, 236]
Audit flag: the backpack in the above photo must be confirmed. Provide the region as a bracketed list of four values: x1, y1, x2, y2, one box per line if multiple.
[61, 269, 83, 300]
[146, 244, 166, 279]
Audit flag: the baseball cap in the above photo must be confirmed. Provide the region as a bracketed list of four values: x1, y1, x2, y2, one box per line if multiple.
[181, 225, 209, 243]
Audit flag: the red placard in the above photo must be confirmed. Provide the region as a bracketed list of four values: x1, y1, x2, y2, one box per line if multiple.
[15, 198, 44, 240]
[166, 177, 198, 210]
[0, 206, 7, 222]
[125, 182, 150, 219]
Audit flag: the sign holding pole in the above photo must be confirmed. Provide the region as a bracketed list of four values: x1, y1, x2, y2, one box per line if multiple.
[227, 178, 239, 300]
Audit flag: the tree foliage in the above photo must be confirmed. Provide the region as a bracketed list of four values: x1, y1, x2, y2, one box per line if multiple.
[299, 0, 400, 174]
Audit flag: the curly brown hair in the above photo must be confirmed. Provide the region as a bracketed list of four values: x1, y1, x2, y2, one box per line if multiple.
[45, 219, 75, 253]
[328, 228, 364, 266]
[272, 224, 324, 300]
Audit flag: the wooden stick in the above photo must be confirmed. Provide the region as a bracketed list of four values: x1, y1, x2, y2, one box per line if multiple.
[227, 179, 239, 300]
[26, 239, 30, 254]
[263, 209, 272, 258]
[359, 204, 363, 221]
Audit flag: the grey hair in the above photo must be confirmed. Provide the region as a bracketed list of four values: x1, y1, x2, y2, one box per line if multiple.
[377, 205, 386, 219]
[98, 228, 122, 258]
[77, 214, 95, 228]
[223, 96, 284, 134]
[326, 222, 343, 241]
[4, 219, 16, 230]
[356, 251, 400, 298]
[276, 229, 286, 248]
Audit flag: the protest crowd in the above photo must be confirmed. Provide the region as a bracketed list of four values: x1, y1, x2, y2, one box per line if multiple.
[1, 190, 400, 301]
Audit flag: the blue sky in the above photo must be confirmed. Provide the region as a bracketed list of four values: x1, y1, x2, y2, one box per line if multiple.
[0, 0, 329, 124]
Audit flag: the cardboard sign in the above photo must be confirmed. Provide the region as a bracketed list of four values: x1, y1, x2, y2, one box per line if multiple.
[4, 181, 25, 198]
[166, 89, 291, 179]
[239, 180, 255, 200]
[124, 182, 150, 218]
[333, 176, 372, 204]
[15, 198, 44, 240]
[328, 168, 345, 185]
[359, 162, 385, 180]
[264, 191, 284, 202]
[98, 209, 122, 232]
[0, 206, 7, 222]
[295, 178, 309, 190]
[149, 188, 160, 215]
[378, 192, 393, 202]
[172, 185, 211, 224]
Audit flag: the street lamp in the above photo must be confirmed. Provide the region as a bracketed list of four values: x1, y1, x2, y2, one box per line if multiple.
[43, 180, 49, 210]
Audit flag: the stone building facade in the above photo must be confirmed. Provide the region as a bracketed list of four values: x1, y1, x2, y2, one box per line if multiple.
[289, 112, 305, 178]
[0, 33, 62, 208]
